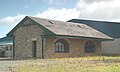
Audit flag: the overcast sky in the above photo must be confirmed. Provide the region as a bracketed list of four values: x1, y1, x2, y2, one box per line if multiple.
[0, 0, 120, 38]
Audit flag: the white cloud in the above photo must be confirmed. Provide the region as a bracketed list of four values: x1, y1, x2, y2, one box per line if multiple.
[82, 0, 114, 4]
[76, 0, 120, 21]
[44, 0, 68, 4]
[1, 0, 120, 26]
[37, 0, 120, 22]
[35, 8, 80, 21]
[0, 8, 79, 25]
[0, 14, 25, 25]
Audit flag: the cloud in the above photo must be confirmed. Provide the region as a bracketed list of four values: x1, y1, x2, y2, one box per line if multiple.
[0, 14, 25, 25]
[44, 0, 68, 4]
[0, 8, 79, 25]
[76, 0, 120, 21]
[37, 0, 120, 21]
[1, 0, 120, 26]
[35, 8, 80, 21]
[82, 0, 114, 4]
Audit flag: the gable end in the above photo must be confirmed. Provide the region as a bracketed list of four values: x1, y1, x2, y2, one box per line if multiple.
[7, 16, 55, 37]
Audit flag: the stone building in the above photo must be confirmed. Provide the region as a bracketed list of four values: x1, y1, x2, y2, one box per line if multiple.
[7, 16, 112, 59]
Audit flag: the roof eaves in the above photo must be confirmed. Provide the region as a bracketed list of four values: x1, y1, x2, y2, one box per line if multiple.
[55, 35, 113, 41]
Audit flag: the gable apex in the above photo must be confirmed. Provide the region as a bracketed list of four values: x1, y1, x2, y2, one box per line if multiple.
[7, 16, 55, 37]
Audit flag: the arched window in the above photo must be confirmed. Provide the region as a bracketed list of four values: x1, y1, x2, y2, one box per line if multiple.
[55, 39, 69, 53]
[84, 41, 95, 53]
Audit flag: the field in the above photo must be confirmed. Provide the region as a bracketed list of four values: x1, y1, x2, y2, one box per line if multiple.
[1, 56, 120, 72]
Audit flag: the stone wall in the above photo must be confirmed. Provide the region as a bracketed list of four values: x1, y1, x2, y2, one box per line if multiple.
[45, 37, 101, 58]
[13, 25, 43, 59]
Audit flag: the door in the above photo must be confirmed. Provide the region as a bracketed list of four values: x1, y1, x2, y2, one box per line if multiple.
[32, 41, 37, 58]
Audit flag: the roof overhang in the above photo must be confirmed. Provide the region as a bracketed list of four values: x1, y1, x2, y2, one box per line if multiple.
[42, 35, 113, 41]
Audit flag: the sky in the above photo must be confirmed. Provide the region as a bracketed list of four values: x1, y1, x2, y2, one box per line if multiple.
[0, 0, 120, 38]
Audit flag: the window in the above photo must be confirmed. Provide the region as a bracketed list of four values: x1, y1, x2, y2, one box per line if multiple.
[84, 41, 95, 53]
[55, 39, 69, 53]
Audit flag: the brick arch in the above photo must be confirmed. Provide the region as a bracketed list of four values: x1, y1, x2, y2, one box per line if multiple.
[54, 38, 70, 44]
[54, 38, 69, 53]
[84, 40, 96, 53]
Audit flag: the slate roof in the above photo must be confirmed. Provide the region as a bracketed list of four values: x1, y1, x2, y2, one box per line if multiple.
[29, 16, 112, 40]
[7, 16, 112, 40]
[68, 19, 120, 38]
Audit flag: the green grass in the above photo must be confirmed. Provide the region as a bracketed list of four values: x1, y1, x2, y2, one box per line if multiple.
[14, 56, 120, 72]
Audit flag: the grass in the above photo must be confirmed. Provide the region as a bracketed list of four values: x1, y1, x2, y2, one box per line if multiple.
[13, 56, 120, 72]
